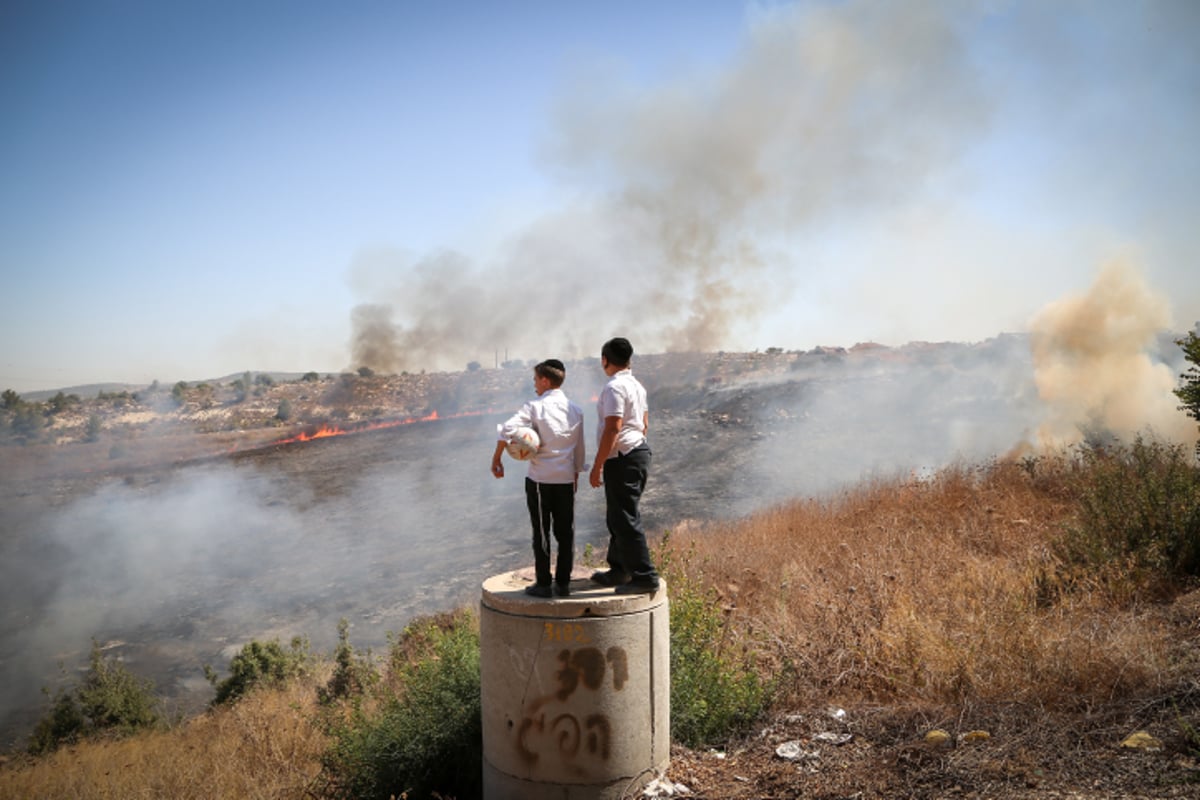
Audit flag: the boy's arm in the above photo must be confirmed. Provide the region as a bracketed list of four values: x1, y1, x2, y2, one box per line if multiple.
[496, 402, 534, 441]
[573, 419, 586, 491]
[490, 440, 507, 478]
[588, 416, 622, 488]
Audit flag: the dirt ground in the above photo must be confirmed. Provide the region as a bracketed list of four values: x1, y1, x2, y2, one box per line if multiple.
[661, 700, 1200, 799]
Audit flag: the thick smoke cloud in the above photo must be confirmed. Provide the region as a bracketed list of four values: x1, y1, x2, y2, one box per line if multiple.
[350, 2, 989, 372]
[1030, 262, 1195, 447]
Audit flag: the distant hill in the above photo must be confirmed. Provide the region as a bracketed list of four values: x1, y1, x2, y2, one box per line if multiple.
[22, 383, 145, 403]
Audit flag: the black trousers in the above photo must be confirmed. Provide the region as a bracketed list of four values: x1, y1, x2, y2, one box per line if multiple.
[525, 478, 575, 588]
[601, 444, 657, 583]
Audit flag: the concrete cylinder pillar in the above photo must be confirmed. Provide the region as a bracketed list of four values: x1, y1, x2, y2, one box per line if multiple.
[480, 571, 670, 800]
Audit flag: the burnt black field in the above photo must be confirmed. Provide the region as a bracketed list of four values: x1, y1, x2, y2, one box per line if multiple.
[0, 345, 1042, 748]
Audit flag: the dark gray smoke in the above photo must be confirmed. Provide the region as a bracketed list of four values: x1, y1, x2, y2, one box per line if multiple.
[350, 2, 989, 372]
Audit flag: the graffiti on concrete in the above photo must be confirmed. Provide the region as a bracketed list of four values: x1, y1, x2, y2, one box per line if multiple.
[515, 643, 629, 770]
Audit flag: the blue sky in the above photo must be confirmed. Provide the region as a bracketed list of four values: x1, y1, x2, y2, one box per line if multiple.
[2, 0, 1198, 392]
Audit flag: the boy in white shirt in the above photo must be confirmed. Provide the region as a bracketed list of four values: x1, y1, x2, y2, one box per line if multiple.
[587, 338, 660, 594]
[492, 359, 586, 597]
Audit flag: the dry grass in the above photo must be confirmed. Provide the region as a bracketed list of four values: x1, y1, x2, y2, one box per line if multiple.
[3, 454, 1197, 798]
[662, 457, 1186, 714]
[0, 673, 329, 799]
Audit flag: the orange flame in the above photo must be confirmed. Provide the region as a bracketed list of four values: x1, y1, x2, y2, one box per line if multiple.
[262, 407, 498, 448]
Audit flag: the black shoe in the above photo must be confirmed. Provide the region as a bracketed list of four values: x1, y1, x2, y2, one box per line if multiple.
[614, 581, 660, 595]
[524, 584, 553, 598]
[555, 584, 571, 597]
[590, 570, 631, 587]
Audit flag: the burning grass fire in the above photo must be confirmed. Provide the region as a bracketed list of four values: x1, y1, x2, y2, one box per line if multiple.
[260, 408, 496, 449]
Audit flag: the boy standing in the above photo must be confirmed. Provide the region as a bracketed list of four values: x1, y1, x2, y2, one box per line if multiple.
[588, 337, 660, 594]
[492, 359, 586, 598]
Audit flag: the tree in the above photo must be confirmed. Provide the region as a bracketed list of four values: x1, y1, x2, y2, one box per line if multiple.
[1, 389, 20, 409]
[232, 372, 251, 402]
[10, 404, 43, 440]
[276, 398, 293, 421]
[357, 366, 375, 378]
[1175, 329, 1200, 455]
[302, 371, 320, 383]
[28, 640, 160, 754]
[85, 414, 102, 442]
[48, 391, 79, 414]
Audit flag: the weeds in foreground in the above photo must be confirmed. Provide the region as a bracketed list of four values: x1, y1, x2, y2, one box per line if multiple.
[28, 640, 161, 755]
[669, 450, 1195, 713]
[318, 618, 379, 704]
[1056, 435, 1200, 599]
[3, 677, 328, 799]
[204, 636, 310, 706]
[658, 534, 772, 747]
[317, 611, 481, 800]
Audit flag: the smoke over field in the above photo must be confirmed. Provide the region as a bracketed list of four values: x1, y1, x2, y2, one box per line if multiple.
[348, 2, 991, 374]
[1, 266, 1196, 748]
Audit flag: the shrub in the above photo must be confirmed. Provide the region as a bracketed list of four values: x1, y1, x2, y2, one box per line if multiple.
[276, 398, 293, 421]
[29, 641, 160, 754]
[1056, 435, 1200, 597]
[319, 618, 379, 704]
[28, 689, 86, 755]
[9, 404, 44, 440]
[657, 534, 771, 747]
[47, 391, 79, 414]
[319, 611, 481, 800]
[1175, 330, 1200, 455]
[85, 414, 103, 442]
[205, 637, 310, 706]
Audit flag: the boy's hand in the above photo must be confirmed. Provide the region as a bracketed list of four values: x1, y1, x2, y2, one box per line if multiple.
[589, 464, 603, 488]
[491, 460, 505, 478]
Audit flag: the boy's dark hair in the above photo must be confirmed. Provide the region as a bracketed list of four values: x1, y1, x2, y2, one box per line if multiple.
[535, 359, 566, 387]
[601, 337, 633, 367]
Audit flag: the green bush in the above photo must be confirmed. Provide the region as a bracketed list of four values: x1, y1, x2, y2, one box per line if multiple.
[319, 611, 481, 800]
[86, 414, 103, 442]
[9, 404, 44, 440]
[29, 642, 160, 754]
[657, 535, 771, 747]
[319, 618, 379, 704]
[204, 637, 310, 706]
[1057, 435, 1200, 596]
[1175, 330, 1200, 457]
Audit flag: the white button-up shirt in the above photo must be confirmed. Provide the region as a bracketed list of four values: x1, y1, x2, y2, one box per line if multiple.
[497, 388, 585, 484]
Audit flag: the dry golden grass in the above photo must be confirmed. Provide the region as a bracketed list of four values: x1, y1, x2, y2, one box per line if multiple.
[0, 674, 329, 800]
[662, 457, 1182, 713]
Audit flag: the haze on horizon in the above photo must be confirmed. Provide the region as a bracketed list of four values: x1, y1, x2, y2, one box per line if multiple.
[2, 0, 1199, 394]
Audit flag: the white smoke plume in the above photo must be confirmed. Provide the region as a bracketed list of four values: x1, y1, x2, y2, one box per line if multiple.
[350, 2, 988, 372]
